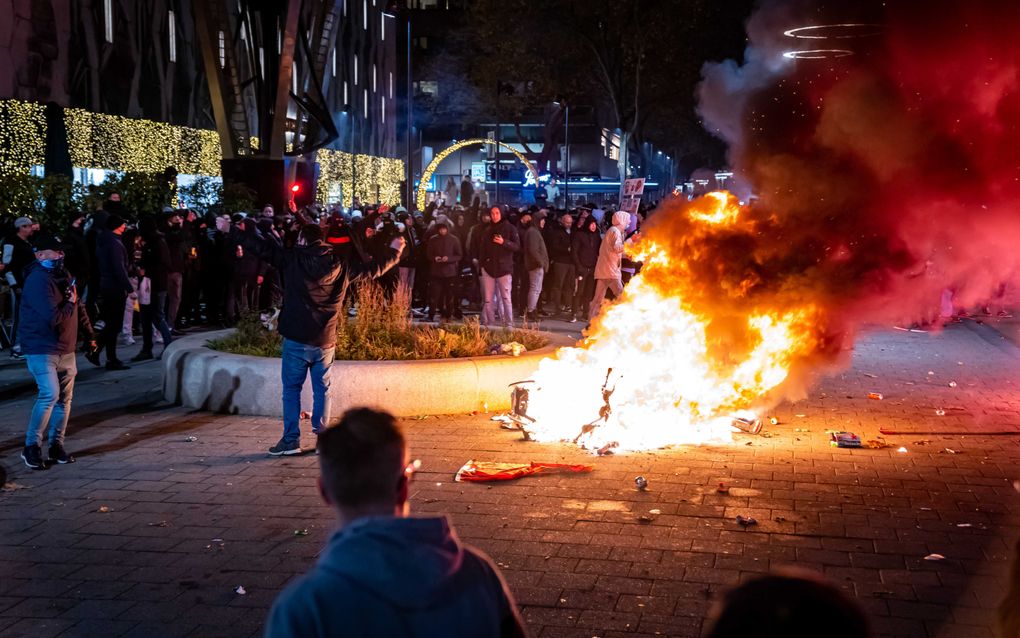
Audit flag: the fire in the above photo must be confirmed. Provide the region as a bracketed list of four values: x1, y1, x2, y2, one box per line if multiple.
[521, 191, 823, 452]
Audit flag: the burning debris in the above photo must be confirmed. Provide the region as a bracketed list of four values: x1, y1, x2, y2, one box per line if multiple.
[508, 0, 1020, 454]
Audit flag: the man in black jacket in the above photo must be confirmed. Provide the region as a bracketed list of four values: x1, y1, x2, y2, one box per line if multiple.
[135, 217, 174, 361]
[94, 215, 133, 370]
[477, 207, 520, 327]
[571, 216, 601, 322]
[237, 222, 404, 456]
[543, 213, 575, 318]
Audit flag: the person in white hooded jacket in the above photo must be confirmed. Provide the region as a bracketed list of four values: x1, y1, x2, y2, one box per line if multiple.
[589, 210, 636, 321]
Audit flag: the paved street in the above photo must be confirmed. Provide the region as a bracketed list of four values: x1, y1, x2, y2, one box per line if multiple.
[1, 320, 1019, 638]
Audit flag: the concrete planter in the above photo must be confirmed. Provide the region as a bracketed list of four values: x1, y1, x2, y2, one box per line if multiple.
[162, 329, 574, 418]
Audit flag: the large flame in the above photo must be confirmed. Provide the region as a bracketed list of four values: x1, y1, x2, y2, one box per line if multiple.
[524, 191, 824, 452]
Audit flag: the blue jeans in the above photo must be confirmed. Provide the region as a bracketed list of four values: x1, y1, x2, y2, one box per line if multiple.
[281, 338, 334, 444]
[24, 353, 77, 447]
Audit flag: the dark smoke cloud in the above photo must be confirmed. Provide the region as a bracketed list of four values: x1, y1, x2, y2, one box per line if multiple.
[646, 0, 1020, 356]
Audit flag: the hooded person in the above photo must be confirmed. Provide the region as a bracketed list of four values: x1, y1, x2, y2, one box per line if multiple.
[571, 215, 601, 322]
[233, 221, 404, 456]
[588, 211, 637, 322]
[265, 408, 526, 638]
[476, 207, 521, 327]
[425, 217, 462, 321]
[522, 210, 549, 320]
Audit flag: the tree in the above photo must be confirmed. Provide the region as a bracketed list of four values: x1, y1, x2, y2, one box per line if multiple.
[456, 0, 753, 178]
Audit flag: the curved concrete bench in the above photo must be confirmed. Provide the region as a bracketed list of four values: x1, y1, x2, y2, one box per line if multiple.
[162, 329, 574, 418]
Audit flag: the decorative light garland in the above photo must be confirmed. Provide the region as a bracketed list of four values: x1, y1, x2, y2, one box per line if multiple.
[0, 99, 46, 176]
[417, 139, 537, 211]
[318, 148, 404, 208]
[3, 99, 403, 207]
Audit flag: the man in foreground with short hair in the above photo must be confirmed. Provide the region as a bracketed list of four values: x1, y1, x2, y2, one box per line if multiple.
[265, 407, 527, 637]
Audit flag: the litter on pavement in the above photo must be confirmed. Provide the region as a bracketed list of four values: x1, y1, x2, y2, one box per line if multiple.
[454, 460, 594, 482]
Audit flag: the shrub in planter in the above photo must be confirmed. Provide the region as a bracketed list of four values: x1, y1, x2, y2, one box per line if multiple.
[209, 280, 548, 360]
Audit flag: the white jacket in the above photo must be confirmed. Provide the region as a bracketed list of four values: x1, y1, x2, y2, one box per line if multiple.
[594, 211, 631, 280]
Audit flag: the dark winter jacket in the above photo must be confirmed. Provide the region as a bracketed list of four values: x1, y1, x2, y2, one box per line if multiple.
[19, 261, 93, 355]
[237, 225, 400, 348]
[544, 224, 572, 264]
[265, 516, 526, 638]
[477, 219, 521, 279]
[165, 224, 190, 274]
[523, 225, 549, 272]
[62, 226, 92, 283]
[140, 231, 172, 293]
[1, 234, 35, 289]
[95, 230, 133, 295]
[426, 231, 462, 278]
[571, 226, 601, 271]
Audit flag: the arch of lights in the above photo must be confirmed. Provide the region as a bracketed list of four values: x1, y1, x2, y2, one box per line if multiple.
[416, 138, 538, 211]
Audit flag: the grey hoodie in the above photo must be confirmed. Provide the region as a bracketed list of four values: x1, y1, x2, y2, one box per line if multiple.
[265, 516, 526, 638]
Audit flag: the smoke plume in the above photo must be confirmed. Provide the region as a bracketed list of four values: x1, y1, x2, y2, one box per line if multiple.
[639, 0, 1020, 382]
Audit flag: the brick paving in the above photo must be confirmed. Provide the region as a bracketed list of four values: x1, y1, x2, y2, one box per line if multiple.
[1, 321, 1019, 637]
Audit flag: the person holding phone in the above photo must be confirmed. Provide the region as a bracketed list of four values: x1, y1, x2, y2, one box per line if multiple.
[477, 206, 520, 327]
[19, 233, 97, 469]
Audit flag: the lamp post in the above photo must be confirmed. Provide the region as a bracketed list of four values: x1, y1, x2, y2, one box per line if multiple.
[553, 100, 569, 208]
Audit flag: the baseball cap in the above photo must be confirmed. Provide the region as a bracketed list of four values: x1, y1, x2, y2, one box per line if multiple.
[14, 216, 34, 228]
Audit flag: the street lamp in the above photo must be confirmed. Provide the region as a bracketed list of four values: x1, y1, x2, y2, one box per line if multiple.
[553, 100, 569, 207]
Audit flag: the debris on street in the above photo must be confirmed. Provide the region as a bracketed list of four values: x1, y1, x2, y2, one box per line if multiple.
[831, 432, 862, 448]
[923, 554, 945, 561]
[736, 515, 758, 527]
[234, 585, 247, 595]
[634, 476, 649, 490]
[454, 460, 594, 482]
[868, 392, 883, 400]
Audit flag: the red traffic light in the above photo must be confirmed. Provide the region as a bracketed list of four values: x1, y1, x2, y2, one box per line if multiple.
[290, 183, 301, 194]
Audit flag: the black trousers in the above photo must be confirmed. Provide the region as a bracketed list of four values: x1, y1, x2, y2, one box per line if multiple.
[545, 261, 576, 312]
[429, 275, 458, 319]
[99, 291, 127, 364]
[573, 266, 596, 318]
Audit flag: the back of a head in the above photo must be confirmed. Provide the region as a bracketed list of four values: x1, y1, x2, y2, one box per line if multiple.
[707, 574, 871, 638]
[298, 223, 324, 246]
[317, 408, 406, 509]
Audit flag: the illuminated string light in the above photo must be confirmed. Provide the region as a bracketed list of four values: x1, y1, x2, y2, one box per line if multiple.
[317, 148, 404, 208]
[782, 49, 853, 59]
[783, 24, 883, 39]
[3, 99, 401, 206]
[0, 99, 46, 176]
[417, 138, 538, 211]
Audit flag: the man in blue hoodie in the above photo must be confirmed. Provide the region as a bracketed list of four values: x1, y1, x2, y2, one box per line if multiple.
[19, 234, 97, 469]
[265, 408, 527, 638]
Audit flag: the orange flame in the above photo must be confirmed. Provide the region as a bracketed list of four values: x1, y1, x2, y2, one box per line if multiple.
[523, 191, 823, 452]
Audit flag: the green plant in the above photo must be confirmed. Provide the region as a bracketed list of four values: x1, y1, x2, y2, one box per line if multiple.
[208, 279, 549, 360]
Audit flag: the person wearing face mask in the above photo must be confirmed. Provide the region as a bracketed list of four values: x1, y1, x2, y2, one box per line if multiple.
[19, 234, 97, 469]
[233, 221, 405, 456]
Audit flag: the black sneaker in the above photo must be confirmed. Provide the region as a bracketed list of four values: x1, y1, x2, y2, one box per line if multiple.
[268, 439, 301, 456]
[131, 351, 154, 362]
[84, 348, 102, 367]
[48, 443, 75, 464]
[21, 445, 45, 469]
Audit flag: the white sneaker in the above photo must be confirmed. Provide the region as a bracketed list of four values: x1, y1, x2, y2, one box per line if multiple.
[119, 334, 135, 346]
